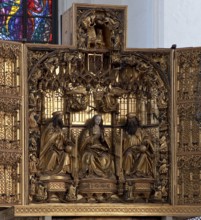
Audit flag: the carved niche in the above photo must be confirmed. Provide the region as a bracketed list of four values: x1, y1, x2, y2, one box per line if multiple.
[26, 4, 171, 205]
[76, 7, 124, 50]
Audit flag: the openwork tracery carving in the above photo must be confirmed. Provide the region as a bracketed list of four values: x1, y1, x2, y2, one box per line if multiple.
[0, 42, 22, 205]
[27, 40, 171, 204]
[176, 49, 201, 205]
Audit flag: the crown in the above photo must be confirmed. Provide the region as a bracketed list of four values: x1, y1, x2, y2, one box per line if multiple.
[52, 111, 63, 117]
[126, 112, 136, 118]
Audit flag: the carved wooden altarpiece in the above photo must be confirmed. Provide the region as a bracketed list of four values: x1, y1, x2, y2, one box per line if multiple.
[0, 3, 201, 218]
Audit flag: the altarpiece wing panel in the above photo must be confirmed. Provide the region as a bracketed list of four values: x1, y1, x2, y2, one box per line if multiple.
[175, 48, 201, 205]
[0, 41, 23, 206]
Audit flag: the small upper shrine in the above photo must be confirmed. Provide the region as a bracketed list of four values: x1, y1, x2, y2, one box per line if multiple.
[62, 4, 127, 51]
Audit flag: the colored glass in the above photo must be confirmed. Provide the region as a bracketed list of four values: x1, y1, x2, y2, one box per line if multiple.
[27, 17, 52, 42]
[0, 0, 53, 42]
[0, 0, 23, 16]
[27, 0, 52, 16]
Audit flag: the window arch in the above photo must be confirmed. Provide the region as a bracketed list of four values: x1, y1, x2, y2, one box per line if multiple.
[0, 0, 58, 43]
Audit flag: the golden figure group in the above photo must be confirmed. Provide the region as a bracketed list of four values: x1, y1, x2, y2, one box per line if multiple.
[38, 112, 155, 186]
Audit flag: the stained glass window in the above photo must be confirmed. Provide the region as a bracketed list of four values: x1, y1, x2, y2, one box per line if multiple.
[0, 0, 57, 43]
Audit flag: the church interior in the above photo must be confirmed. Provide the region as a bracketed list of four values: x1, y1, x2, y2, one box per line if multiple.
[0, 1, 201, 220]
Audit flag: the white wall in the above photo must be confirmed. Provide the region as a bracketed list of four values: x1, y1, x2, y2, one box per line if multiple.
[58, 0, 201, 48]
[123, 0, 154, 48]
[164, 0, 201, 48]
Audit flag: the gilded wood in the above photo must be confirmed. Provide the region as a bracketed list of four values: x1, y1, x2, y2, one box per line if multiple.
[26, 44, 171, 204]
[14, 204, 201, 217]
[0, 41, 23, 206]
[23, 3, 172, 211]
[0, 3, 201, 218]
[175, 48, 201, 205]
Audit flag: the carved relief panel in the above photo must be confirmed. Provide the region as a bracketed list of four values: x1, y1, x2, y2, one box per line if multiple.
[175, 48, 201, 205]
[76, 6, 125, 50]
[0, 41, 22, 205]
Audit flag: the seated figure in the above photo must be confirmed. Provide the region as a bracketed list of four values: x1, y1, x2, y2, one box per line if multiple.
[123, 113, 155, 178]
[39, 111, 73, 176]
[79, 114, 114, 178]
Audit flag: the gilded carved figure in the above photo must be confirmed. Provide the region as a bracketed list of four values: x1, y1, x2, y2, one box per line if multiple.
[82, 14, 97, 48]
[93, 84, 126, 113]
[79, 114, 114, 178]
[93, 85, 119, 113]
[123, 113, 155, 178]
[96, 29, 105, 48]
[35, 183, 47, 201]
[159, 135, 168, 153]
[29, 153, 38, 174]
[159, 159, 168, 174]
[66, 84, 89, 112]
[39, 111, 72, 175]
[29, 111, 39, 130]
[78, 10, 122, 50]
[66, 184, 77, 201]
